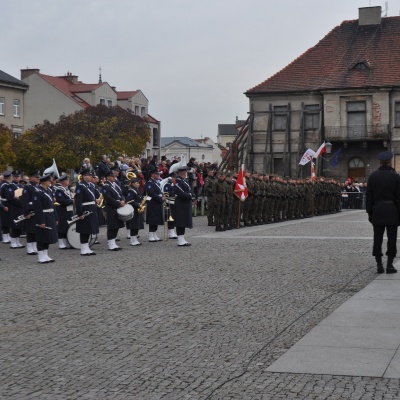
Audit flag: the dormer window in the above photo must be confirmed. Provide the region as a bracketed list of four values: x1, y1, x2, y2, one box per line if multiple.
[350, 61, 371, 70]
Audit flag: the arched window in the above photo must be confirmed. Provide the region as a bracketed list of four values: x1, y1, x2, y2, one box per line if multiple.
[348, 157, 365, 182]
[349, 158, 365, 168]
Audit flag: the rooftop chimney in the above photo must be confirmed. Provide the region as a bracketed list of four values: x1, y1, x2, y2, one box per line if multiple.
[20, 68, 40, 80]
[359, 6, 382, 26]
[60, 72, 79, 83]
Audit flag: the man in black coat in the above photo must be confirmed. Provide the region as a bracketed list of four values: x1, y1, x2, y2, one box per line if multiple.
[102, 170, 125, 250]
[366, 151, 400, 274]
[173, 166, 193, 246]
[146, 166, 165, 242]
[75, 169, 99, 255]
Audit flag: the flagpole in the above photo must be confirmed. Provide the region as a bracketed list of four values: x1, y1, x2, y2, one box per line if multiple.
[237, 200, 241, 228]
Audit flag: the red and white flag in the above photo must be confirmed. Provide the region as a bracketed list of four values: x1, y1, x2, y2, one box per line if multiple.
[234, 165, 248, 202]
[313, 141, 326, 158]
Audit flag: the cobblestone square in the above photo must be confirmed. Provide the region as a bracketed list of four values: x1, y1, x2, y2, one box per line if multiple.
[1, 210, 400, 399]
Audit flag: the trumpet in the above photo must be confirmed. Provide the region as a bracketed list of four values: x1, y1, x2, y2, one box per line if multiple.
[67, 211, 92, 225]
[14, 212, 35, 224]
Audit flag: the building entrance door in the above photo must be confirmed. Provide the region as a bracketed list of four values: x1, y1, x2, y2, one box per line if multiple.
[348, 157, 365, 182]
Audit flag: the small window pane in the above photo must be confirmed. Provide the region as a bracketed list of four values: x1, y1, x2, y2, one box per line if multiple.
[0, 98, 4, 115]
[13, 100, 20, 117]
[274, 106, 288, 130]
[347, 101, 366, 112]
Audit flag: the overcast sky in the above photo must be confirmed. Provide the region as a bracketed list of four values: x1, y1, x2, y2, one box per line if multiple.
[2, 0, 398, 141]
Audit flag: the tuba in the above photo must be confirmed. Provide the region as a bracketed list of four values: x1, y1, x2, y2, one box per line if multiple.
[168, 154, 187, 175]
[44, 158, 60, 178]
[137, 196, 148, 214]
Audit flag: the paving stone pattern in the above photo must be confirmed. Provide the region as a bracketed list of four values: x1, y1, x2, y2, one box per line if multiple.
[1, 210, 399, 399]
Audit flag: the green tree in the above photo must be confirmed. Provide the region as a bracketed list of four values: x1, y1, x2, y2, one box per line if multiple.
[15, 105, 150, 172]
[0, 124, 16, 170]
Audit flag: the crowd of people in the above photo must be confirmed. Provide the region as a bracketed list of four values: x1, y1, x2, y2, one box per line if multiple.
[1, 153, 361, 263]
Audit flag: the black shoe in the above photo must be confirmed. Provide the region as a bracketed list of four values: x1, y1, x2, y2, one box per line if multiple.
[27, 252, 38, 255]
[178, 243, 191, 246]
[108, 247, 121, 251]
[386, 266, 397, 274]
[377, 265, 385, 274]
[81, 253, 91, 256]
[208, 222, 216, 226]
[215, 226, 223, 231]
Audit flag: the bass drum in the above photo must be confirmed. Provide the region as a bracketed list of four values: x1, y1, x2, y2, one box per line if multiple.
[67, 224, 96, 249]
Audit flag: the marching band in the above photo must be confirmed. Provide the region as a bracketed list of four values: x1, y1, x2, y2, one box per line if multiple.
[0, 158, 195, 263]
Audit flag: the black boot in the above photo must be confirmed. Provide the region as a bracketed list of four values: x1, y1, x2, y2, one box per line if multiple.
[386, 256, 397, 274]
[376, 256, 384, 274]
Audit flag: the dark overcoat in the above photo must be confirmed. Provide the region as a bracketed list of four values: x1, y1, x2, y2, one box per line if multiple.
[366, 164, 400, 226]
[102, 181, 124, 229]
[55, 185, 74, 234]
[74, 182, 99, 235]
[4, 181, 24, 230]
[126, 187, 144, 230]
[0, 182, 10, 228]
[173, 176, 193, 229]
[21, 182, 39, 234]
[145, 178, 164, 226]
[33, 186, 58, 244]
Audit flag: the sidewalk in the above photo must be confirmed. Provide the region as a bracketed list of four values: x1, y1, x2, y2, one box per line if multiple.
[267, 261, 400, 378]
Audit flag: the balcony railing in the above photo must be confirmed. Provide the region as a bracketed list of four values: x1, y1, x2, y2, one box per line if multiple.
[324, 125, 389, 141]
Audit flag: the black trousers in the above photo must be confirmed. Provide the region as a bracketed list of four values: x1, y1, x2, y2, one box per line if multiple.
[176, 227, 185, 235]
[373, 225, 398, 257]
[130, 229, 139, 236]
[37, 243, 49, 251]
[107, 228, 119, 240]
[80, 233, 90, 244]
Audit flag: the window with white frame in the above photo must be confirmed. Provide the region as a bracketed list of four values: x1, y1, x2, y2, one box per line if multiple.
[0, 98, 4, 115]
[13, 99, 20, 117]
[107, 100, 112, 107]
[100, 98, 106, 105]
[141, 107, 146, 117]
[135, 105, 139, 115]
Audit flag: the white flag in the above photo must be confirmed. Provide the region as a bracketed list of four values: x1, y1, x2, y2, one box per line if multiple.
[299, 149, 316, 165]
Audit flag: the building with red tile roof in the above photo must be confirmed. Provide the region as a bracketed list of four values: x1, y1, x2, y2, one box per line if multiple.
[243, 6, 400, 182]
[20, 69, 161, 160]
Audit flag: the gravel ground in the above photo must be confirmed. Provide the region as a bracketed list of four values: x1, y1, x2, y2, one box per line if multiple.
[1, 209, 399, 399]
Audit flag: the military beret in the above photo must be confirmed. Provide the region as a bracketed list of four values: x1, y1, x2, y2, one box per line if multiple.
[378, 151, 393, 161]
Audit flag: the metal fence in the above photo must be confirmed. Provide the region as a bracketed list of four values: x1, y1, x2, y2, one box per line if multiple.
[341, 191, 365, 210]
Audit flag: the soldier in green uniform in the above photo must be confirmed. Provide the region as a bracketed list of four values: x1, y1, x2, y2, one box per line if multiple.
[212, 171, 228, 231]
[204, 169, 216, 226]
[225, 172, 234, 230]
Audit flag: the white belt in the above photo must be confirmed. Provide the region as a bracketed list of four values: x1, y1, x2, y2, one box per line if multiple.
[82, 201, 95, 206]
[43, 209, 54, 213]
[0, 198, 7, 201]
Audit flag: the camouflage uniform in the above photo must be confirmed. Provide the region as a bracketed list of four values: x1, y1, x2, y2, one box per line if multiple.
[212, 173, 228, 231]
[204, 171, 216, 226]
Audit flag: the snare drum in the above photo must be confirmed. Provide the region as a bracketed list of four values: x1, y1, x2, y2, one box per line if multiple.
[117, 204, 134, 221]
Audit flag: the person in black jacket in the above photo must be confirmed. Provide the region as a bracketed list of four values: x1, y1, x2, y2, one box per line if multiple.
[145, 166, 165, 242]
[33, 174, 58, 263]
[173, 166, 193, 246]
[74, 169, 99, 256]
[126, 178, 144, 246]
[102, 170, 125, 250]
[366, 151, 400, 274]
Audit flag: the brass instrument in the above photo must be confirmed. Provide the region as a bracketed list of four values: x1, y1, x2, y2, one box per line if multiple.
[137, 195, 148, 214]
[163, 192, 174, 241]
[97, 193, 105, 208]
[14, 212, 35, 224]
[126, 171, 137, 181]
[67, 211, 92, 225]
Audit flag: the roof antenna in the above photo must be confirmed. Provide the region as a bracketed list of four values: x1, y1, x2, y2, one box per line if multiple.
[383, 1, 388, 17]
[99, 66, 102, 83]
